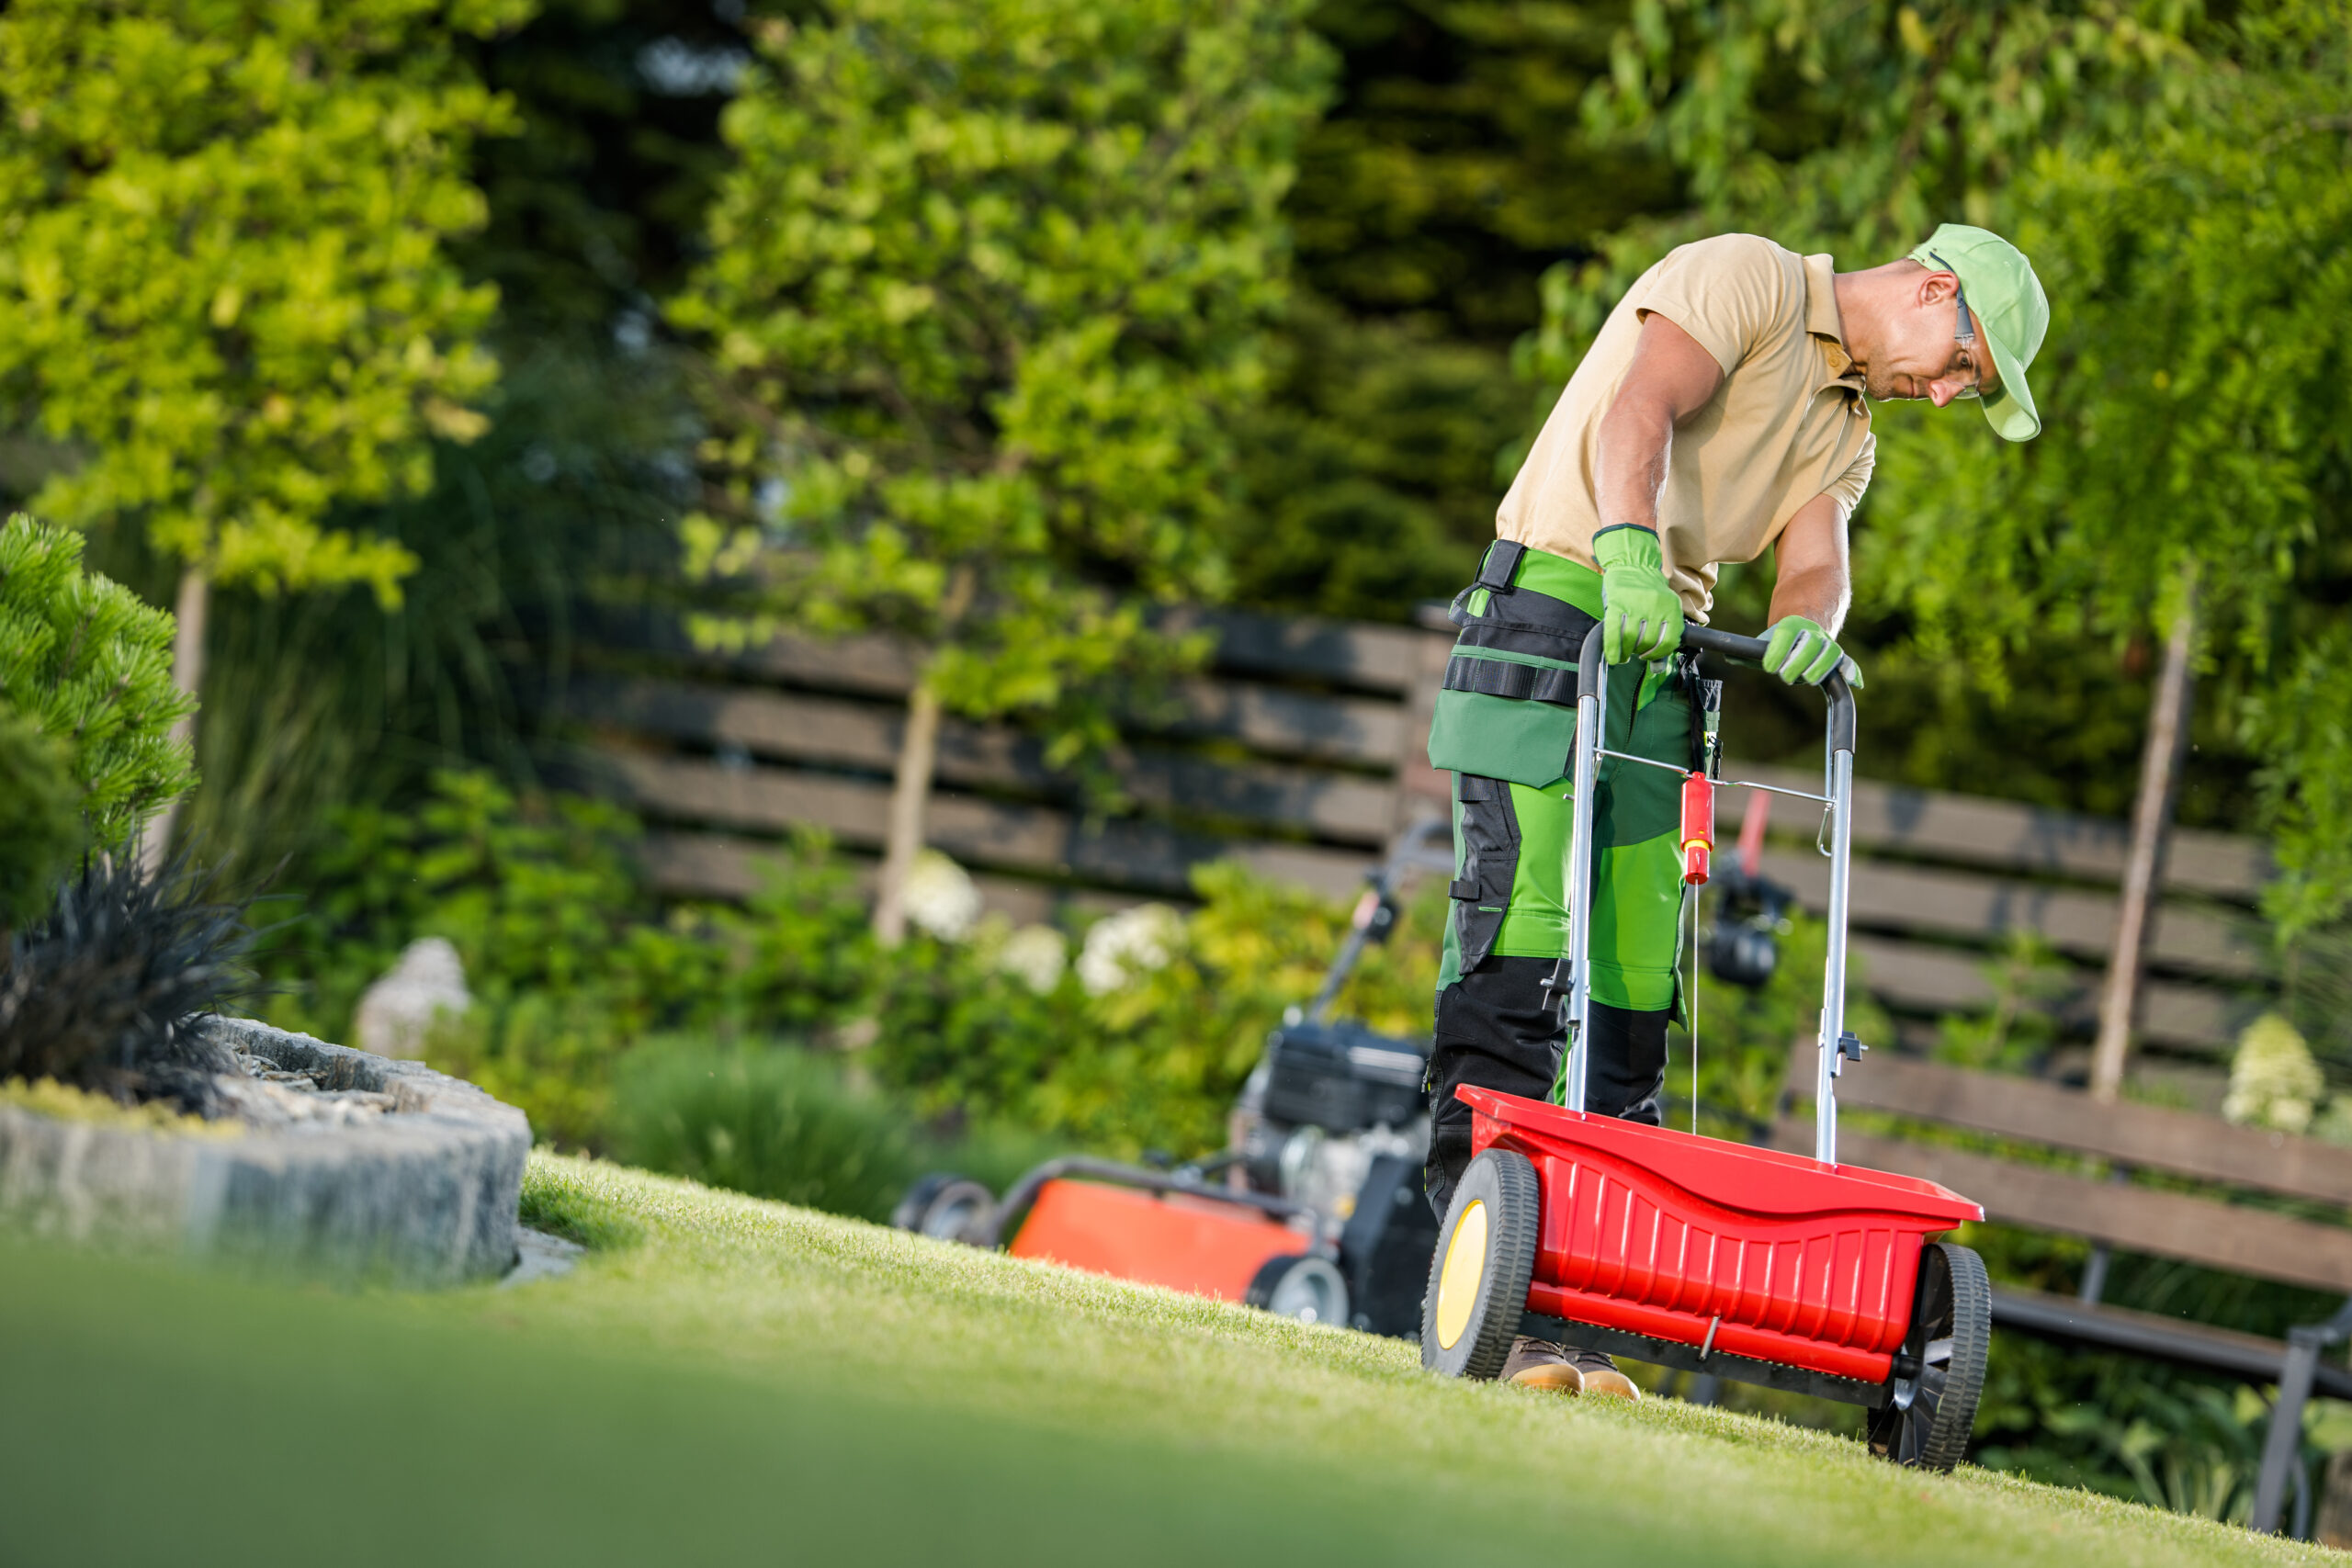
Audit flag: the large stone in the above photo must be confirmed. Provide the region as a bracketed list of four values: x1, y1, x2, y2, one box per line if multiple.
[353, 936, 471, 1060]
[0, 1017, 528, 1285]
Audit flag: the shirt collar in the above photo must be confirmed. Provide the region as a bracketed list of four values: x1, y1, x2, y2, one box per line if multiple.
[1804, 254, 1862, 385]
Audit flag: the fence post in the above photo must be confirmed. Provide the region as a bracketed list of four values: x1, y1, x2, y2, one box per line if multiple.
[2090, 584, 2197, 1103]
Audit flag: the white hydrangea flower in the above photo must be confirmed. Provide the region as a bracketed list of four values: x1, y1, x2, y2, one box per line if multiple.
[901, 849, 982, 941]
[2223, 1012, 2324, 1134]
[1077, 903, 1183, 996]
[997, 924, 1068, 994]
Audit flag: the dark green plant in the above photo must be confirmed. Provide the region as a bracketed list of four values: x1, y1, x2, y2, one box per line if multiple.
[609, 1037, 1067, 1223]
[1673, 904, 1895, 1134]
[0, 514, 196, 853]
[0, 701, 77, 932]
[175, 344, 694, 869]
[1931, 932, 2074, 1077]
[257, 770, 877, 1146]
[869, 862, 1445, 1159]
[0, 853, 259, 1114]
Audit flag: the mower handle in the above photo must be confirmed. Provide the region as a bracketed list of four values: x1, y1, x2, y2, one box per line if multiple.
[1594, 623, 1857, 755]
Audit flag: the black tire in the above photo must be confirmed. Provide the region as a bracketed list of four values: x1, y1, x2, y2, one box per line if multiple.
[1419, 1148, 1540, 1380]
[1868, 1241, 1991, 1472]
[889, 1173, 995, 1244]
[1246, 1254, 1351, 1326]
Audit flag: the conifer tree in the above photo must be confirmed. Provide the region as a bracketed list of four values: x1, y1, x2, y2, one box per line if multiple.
[0, 513, 195, 857]
[0, 702, 76, 934]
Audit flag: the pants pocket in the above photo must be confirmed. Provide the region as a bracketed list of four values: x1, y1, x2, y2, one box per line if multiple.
[1450, 773, 1518, 974]
[1427, 687, 1578, 787]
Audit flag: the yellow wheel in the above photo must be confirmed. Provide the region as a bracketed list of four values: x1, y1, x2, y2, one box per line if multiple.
[1420, 1148, 1539, 1379]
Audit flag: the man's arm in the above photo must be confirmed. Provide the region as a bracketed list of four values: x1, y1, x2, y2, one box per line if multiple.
[1595, 313, 1725, 536]
[1767, 492, 1852, 634]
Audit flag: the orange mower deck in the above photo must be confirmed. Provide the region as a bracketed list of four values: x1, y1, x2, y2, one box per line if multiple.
[1009, 1178, 1309, 1303]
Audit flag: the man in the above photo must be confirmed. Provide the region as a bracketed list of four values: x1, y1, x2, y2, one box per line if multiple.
[1424, 224, 2048, 1398]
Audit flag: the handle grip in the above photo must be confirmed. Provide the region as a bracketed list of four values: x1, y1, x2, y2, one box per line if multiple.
[1577, 624, 1856, 754]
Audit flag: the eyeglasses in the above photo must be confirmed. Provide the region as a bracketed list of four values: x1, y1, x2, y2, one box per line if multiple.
[1928, 249, 1984, 400]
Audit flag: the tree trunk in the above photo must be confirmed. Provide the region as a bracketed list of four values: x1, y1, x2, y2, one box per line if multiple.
[872, 679, 944, 948]
[2089, 585, 2198, 1103]
[139, 564, 210, 875]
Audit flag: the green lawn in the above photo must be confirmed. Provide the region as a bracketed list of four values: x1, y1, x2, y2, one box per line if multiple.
[0, 1152, 2337, 1567]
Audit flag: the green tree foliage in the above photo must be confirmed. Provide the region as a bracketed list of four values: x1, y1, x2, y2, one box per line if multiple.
[0, 0, 533, 603]
[0, 514, 194, 853]
[1522, 0, 2196, 376]
[670, 0, 1332, 931]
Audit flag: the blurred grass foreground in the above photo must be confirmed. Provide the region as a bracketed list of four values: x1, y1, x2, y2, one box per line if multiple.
[0, 1154, 2318, 1568]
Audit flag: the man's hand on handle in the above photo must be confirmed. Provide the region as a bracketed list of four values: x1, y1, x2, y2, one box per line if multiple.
[1593, 525, 1684, 664]
[1761, 615, 1864, 688]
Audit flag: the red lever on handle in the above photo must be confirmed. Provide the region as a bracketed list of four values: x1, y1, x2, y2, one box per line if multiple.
[1680, 771, 1714, 886]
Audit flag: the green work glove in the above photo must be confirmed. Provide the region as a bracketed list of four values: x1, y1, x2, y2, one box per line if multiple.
[1761, 616, 1864, 688]
[1592, 525, 1684, 664]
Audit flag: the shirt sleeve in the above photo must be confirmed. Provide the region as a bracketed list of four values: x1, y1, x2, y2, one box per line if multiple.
[1826, 428, 1876, 515]
[1631, 234, 1790, 377]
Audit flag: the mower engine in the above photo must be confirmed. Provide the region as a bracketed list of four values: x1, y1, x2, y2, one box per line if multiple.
[1228, 1013, 1439, 1337]
[893, 819, 1453, 1336]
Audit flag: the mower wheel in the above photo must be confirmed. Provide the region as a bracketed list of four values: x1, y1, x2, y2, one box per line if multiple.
[890, 1173, 995, 1244]
[1868, 1241, 1991, 1472]
[1246, 1254, 1350, 1325]
[1419, 1148, 1539, 1381]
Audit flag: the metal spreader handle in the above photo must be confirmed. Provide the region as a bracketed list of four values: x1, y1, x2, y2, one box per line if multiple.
[1555, 624, 1860, 1165]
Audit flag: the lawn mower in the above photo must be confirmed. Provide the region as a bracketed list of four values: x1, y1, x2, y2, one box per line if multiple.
[891, 818, 1456, 1332]
[1420, 623, 1992, 1471]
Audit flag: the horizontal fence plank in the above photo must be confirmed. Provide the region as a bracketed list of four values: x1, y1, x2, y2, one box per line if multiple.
[569, 676, 1398, 844]
[1724, 763, 2268, 901]
[1170, 607, 1430, 694]
[1785, 1047, 2352, 1205]
[581, 626, 1402, 768]
[606, 754, 1372, 899]
[1847, 936, 2256, 1052]
[1755, 848, 2265, 981]
[591, 603, 1434, 697]
[1769, 1122, 2352, 1294]
[1162, 677, 1403, 766]
[638, 830, 1140, 927]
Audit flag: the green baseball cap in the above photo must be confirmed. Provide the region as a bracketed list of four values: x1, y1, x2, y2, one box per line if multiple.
[1907, 223, 2048, 442]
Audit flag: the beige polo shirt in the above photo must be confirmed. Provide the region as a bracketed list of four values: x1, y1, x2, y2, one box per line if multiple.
[1496, 233, 1874, 621]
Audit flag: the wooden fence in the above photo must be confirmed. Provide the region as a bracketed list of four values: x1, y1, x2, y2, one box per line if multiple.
[564, 605, 2270, 1077]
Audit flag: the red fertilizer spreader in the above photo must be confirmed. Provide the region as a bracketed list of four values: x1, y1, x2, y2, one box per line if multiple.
[1420, 625, 1991, 1471]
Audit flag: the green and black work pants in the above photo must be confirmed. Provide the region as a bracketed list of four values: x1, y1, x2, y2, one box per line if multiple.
[1423, 540, 1695, 1219]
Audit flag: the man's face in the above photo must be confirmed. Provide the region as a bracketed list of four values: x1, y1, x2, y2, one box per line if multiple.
[1862, 270, 1997, 408]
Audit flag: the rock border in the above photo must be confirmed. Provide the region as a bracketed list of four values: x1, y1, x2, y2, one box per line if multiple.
[0, 1017, 529, 1286]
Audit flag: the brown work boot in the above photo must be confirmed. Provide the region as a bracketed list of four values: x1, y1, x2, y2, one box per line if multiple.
[1499, 1336, 1585, 1393]
[1568, 1349, 1642, 1401]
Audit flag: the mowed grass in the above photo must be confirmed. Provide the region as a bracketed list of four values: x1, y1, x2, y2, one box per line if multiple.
[1, 1153, 2338, 1568]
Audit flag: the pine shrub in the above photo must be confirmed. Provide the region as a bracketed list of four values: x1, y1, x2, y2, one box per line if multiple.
[0, 514, 196, 854]
[0, 702, 77, 930]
